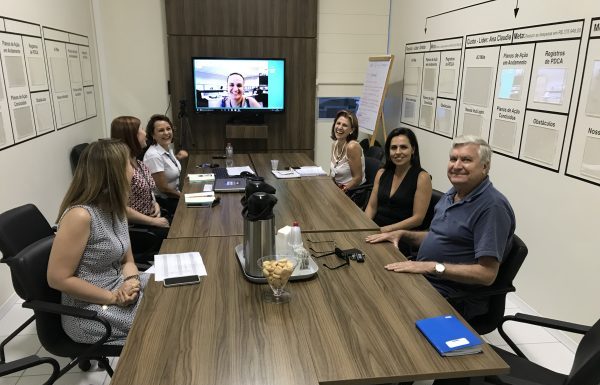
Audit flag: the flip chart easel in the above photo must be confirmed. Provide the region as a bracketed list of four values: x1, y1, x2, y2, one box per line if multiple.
[356, 55, 394, 145]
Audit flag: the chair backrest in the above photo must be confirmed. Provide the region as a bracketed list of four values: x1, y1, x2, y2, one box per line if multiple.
[0, 204, 54, 259]
[567, 318, 600, 385]
[70, 143, 88, 175]
[4, 236, 68, 352]
[359, 138, 370, 153]
[0, 204, 55, 299]
[469, 234, 528, 335]
[346, 157, 382, 210]
[365, 146, 384, 162]
[364, 156, 381, 185]
[421, 189, 444, 230]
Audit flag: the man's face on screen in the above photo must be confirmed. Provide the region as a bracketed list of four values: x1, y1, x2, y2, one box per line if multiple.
[228, 74, 244, 102]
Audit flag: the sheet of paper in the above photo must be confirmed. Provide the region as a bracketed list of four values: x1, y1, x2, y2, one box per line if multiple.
[296, 166, 327, 176]
[154, 252, 207, 281]
[226, 166, 254, 175]
[272, 169, 301, 178]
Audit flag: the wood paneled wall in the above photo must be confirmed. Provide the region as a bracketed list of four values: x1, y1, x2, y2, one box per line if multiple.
[165, 0, 317, 153]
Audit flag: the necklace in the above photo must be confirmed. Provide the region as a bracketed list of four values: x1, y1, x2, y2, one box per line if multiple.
[333, 140, 347, 165]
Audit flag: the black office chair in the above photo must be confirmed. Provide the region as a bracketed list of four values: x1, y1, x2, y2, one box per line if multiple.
[129, 225, 163, 266]
[365, 145, 384, 162]
[0, 204, 55, 363]
[483, 314, 600, 385]
[359, 138, 370, 153]
[421, 189, 444, 230]
[346, 156, 382, 210]
[447, 234, 528, 335]
[4, 236, 121, 380]
[69, 143, 88, 175]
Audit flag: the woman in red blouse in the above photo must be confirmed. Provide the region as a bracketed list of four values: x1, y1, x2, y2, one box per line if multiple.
[111, 116, 170, 238]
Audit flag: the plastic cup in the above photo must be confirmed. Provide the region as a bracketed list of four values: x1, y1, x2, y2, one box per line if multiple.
[271, 159, 279, 171]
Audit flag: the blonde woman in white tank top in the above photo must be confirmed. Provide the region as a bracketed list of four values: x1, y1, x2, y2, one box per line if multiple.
[329, 110, 365, 192]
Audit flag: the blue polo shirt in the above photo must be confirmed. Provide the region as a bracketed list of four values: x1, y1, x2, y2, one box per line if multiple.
[417, 177, 515, 318]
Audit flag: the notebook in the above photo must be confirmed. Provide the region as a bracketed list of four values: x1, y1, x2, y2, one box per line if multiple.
[415, 315, 482, 356]
[184, 192, 215, 207]
[213, 177, 247, 192]
[188, 173, 215, 183]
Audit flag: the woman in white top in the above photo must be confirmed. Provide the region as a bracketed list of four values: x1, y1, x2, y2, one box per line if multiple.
[329, 110, 365, 192]
[143, 114, 188, 216]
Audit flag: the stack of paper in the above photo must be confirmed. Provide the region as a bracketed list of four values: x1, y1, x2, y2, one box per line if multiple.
[154, 252, 207, 281]
[184, 192, 215, 207]
[415, 315, 482, 356]
[188, 173, 215, 183]
[226, 166, 254, 176]
[272, 169, 301, 179]
[296, 166, 327, 176]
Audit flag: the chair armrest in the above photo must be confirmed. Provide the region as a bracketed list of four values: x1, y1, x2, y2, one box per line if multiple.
[498, 312, 590, 359]
[23, 300, 112, 343]
[502, 313, 590, 334]
[23, 300, 99, 321]
[23, 299, 116, 363]
[1, 355, 60, 384]
[129, 226, 158, 237]
[346, 183, 373, 194]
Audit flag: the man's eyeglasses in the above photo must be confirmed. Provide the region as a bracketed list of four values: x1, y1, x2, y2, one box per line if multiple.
[306, 238, 335, 254]
[323, 248, 350, 270]
[306, 239, 349, 270]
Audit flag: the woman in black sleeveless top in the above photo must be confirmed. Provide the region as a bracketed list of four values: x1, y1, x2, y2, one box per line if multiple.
[365, 128, 432, 233]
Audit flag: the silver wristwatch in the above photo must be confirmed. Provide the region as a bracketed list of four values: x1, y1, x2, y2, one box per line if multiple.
[434, 263, 446, 275]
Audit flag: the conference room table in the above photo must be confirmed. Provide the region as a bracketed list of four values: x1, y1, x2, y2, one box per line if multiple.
[168, 152, 379, 238]
[109, 152, 509, 384]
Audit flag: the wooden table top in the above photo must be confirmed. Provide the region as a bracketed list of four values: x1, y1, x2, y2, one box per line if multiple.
[168, 153, 379, 238]
[248, 152, 331, 183]
[111, 233, 508, 385]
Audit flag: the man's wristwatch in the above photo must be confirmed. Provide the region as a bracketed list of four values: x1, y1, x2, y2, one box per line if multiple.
[434, 263, 446, 275]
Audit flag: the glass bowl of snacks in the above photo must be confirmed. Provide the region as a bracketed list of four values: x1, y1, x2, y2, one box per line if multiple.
[257, 255, 299, 303]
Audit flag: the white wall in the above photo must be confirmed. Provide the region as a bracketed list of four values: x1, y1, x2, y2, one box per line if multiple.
[314, 0, 390, 170]
[389, 0, 600, 327]
[0, 0, 105, 307]
[92, 0, 170, 125]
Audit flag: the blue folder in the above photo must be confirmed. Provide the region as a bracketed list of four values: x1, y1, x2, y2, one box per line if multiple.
[416, 315, 483, 356]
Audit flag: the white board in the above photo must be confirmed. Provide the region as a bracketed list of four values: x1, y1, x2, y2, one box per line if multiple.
[356, 56, 393, 135]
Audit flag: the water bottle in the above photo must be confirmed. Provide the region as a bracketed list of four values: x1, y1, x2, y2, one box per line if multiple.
[225, 142, 234, 167]
[287, 221, 302, 257]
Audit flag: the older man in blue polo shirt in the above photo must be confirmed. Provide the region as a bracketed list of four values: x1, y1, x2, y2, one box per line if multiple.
[366, 135, 515, 320]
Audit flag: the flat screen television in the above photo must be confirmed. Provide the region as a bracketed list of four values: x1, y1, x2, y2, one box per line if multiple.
[192, 57, 285, 113]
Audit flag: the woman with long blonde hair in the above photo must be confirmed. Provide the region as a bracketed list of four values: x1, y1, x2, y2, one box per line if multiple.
[48, 139, 148, 345]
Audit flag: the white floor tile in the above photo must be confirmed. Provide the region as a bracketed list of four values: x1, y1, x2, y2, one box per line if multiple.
[109, 356, 119, 371]
[0, 334, 42, 377]
[516, 342, 574, 375]
[0, 377, 19, 385]
[482, 329, 507, 346]
[492, 344, 515, 354]
[21, 346, 87, 376]
[0, 304, 36, 336]
[16, 370, 107, 385]
[499, 309, 558, 344]
[504, 294, 519, 310]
